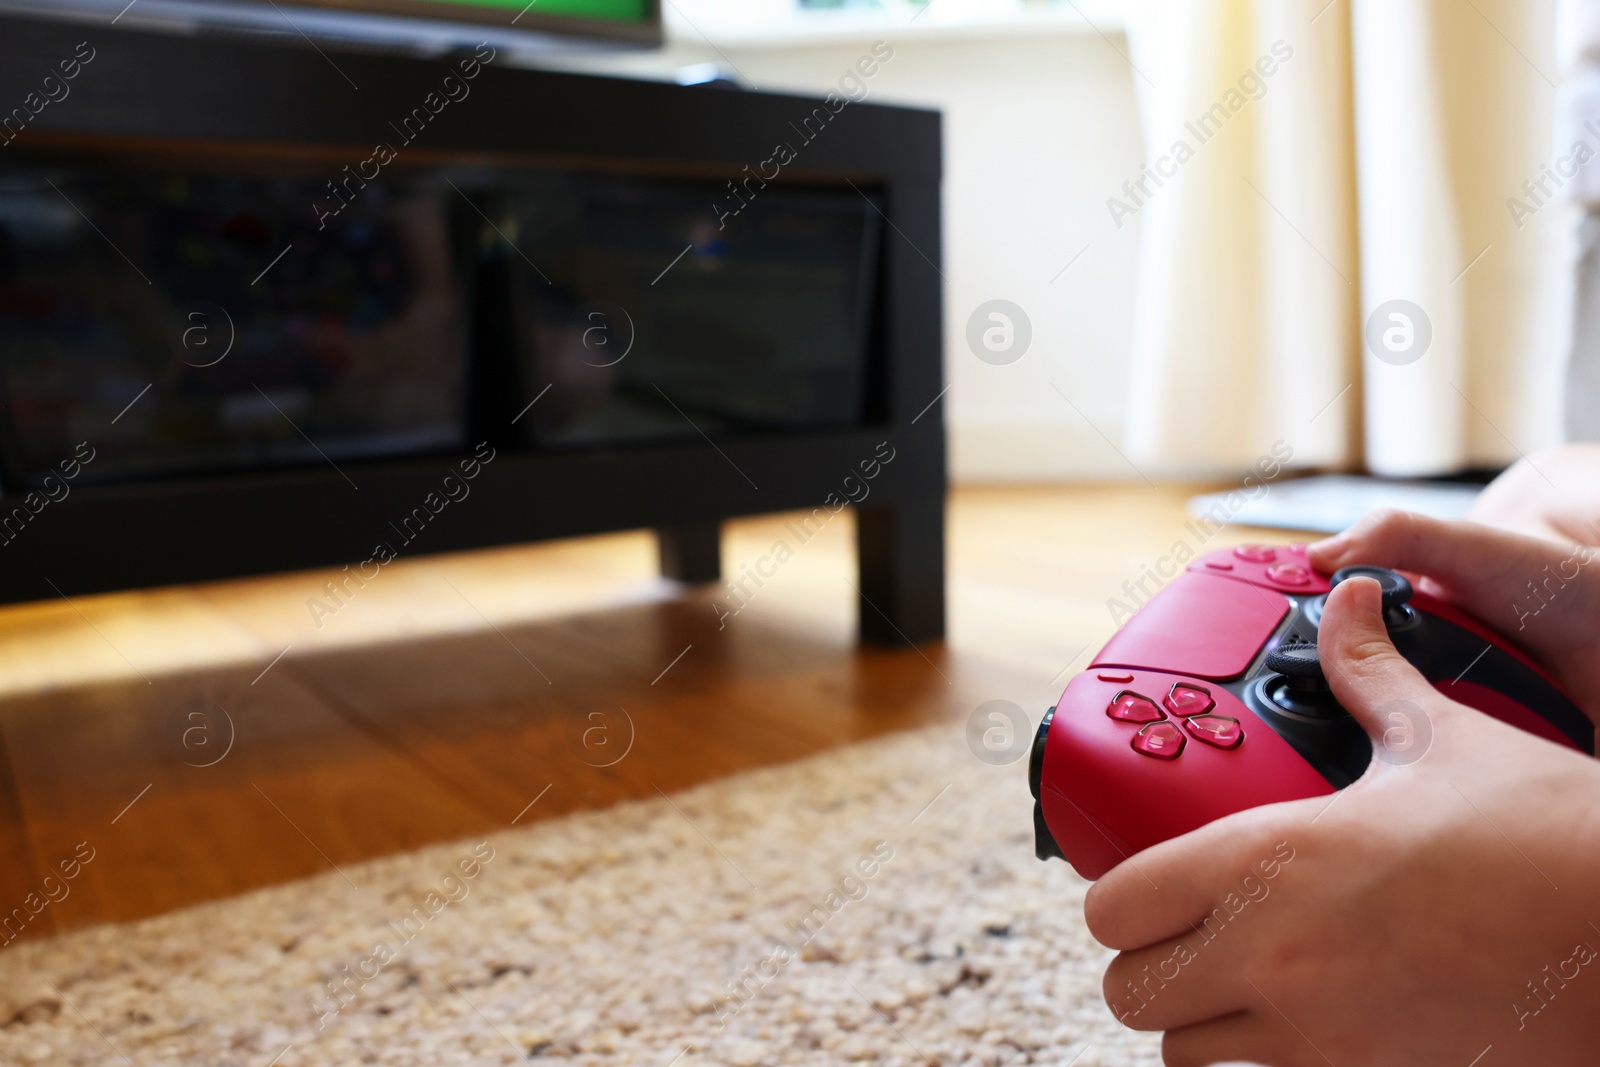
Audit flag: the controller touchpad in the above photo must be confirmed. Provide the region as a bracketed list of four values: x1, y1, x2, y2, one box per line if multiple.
[1092, 572, 1290, 681]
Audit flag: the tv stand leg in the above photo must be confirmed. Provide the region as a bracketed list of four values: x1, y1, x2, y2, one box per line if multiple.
[856, 496, 945, 646]
[657, 522, 721, 584]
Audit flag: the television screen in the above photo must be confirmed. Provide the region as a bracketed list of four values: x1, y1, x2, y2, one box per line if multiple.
[202, 0, 659, 42]
[328, 0, 651, 22]
[0, 0, 660, 48]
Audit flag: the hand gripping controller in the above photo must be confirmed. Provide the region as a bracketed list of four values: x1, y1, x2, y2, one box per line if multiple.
[1029, 544, 1595, 880]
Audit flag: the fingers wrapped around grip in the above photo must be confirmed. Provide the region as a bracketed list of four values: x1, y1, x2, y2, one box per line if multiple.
[1309, 509, 1595, 639]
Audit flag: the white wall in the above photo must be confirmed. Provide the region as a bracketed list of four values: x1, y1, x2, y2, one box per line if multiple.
[530, 14, 1146, 482]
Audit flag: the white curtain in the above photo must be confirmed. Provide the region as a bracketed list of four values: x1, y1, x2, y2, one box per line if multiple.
[1122, 0, 1564, 477]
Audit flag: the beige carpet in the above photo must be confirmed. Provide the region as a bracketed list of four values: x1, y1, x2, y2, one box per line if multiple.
[0, 726, 1160, 1066]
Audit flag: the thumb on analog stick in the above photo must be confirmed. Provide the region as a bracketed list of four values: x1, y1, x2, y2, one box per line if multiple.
[1317, 576, 1438, 741]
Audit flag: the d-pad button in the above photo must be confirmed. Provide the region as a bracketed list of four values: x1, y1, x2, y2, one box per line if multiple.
[1164, 683, 1214, 717]
[1107, 691, 1164, 724]
[1185, 714, 1244, 750]
[1132, 721, 1186, 759]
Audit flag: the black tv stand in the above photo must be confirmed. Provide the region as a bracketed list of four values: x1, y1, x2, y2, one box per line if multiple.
[0, 14, 946, 647]
[656, 523, 722, 586]
[858, 496, 946, 645]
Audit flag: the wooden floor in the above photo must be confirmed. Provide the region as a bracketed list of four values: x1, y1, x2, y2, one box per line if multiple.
[0, 483, 1285, 940]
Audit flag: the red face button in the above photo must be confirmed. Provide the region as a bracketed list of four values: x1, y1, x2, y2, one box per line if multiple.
[1107, 691, 1164, 724]
[1185, 714, 1244, 749]
[1164, 683, 1215, 717]
[1132, 721, 1185, 759]
[1234, 544, 1277, 563]
[1265, 562, 1311, 587]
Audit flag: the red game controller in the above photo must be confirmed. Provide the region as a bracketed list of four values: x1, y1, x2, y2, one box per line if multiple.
[1029, 543, 1595, 880]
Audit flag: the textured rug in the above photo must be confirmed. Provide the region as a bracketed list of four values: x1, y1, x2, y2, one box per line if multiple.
[0, 725, 1160, 1067]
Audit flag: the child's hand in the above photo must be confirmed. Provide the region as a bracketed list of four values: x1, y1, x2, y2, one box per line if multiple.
[1084, 577, 1600, 1067]
[1466, 443, 1600, 547]
[1308, 509, 1600, 724]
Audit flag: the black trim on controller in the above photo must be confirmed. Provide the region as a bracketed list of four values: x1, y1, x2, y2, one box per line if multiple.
[1031, 707, 1064, 861]
[1030, 706, 1054, 801]
[1033, 800, 1065, 862]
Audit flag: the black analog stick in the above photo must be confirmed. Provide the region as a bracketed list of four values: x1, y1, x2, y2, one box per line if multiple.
[1267, 642, 1322, 678]
[1262, 641, 1346, 718]
[1265, 643, 1328, 691]
[1330, 565, 1413, 615]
